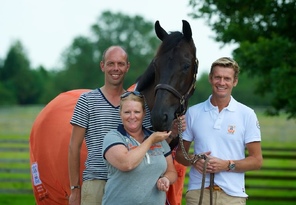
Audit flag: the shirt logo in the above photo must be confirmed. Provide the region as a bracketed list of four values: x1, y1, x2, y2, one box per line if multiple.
[227, 125, 236, 134]
[256, 121, 260, 129]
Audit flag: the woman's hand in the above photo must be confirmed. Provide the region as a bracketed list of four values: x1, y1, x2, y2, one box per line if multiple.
[150, 131, 171, 144]
[157, 176, 170, 192]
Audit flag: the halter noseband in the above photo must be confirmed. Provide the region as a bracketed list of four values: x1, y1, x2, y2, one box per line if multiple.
[154, 59, 198, 116]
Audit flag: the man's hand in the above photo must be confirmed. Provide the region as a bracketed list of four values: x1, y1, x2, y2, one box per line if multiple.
[69, 189, 81, 205]
[170, 115, 186, 137]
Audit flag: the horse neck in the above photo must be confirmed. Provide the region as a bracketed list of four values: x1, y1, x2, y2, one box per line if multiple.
[136, 61, 157, 111]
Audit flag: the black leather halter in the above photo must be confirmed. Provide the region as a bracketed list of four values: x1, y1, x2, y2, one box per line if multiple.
[154, 59, 198, 116]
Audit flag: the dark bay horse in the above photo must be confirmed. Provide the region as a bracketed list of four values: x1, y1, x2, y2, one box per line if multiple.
[29, 20, 198, 205]
[137, 20, 198, 132]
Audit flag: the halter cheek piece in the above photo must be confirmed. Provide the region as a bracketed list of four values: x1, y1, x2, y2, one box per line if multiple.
[154, 58, 198, 116]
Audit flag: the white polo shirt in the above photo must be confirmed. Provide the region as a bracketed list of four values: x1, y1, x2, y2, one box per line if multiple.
[183, 95, 261, 197]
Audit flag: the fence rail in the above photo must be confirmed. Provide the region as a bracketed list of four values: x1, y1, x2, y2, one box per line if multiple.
[1, 141, 296, 204]
[244, 147, 296, 202]
[0, 139, 32, 195]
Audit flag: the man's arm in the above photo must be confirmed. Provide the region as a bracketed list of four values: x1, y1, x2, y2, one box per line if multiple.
[233, 141, 263, 172]
[68, 125, 85, 205]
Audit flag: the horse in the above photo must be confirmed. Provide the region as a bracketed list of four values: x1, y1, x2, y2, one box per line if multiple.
[29, 20, 198, 205]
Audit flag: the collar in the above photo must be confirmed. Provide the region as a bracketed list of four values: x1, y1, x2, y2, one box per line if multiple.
[204, 95, 237, 112]
[117, 124, 153, 138]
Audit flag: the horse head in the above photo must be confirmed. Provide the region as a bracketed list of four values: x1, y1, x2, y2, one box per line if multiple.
[137, 20, 198, 131]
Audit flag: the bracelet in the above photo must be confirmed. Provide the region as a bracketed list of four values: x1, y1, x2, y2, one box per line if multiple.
[70, 185, 81, 190]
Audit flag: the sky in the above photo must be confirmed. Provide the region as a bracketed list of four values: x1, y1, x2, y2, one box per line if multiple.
[0, 0, 236, 75]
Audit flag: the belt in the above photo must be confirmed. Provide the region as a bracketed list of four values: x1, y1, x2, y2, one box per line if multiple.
[205, 185, 223, 191]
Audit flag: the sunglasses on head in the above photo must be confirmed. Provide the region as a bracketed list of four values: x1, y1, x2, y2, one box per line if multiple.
[121, 91, 143, 99]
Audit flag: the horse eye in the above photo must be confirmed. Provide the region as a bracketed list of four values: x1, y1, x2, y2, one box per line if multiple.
[183, 64, 190, 72]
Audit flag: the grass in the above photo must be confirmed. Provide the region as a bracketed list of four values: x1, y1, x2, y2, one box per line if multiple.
[0, 105, 43, 205]
[0, 195, 36, 205]
[0, 105, 295, 205]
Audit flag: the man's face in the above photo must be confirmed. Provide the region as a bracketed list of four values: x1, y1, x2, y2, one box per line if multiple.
[209, 66, 238, 99]
[101, 48, 130, 86]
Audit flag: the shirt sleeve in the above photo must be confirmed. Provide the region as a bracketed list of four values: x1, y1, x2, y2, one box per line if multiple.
[244, 110, 261, 143]
[102, 130, 126, 159]
[162, 140, 172, 157]
[70, 93, 89, 128]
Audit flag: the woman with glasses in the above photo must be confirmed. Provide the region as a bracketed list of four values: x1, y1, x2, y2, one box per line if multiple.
[102, 91, 177, 205]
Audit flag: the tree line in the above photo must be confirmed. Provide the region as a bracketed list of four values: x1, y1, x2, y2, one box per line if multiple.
[0, 6, 293, 118]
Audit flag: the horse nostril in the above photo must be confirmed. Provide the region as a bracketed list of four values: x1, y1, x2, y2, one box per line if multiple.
[151, 110, 170, 131]
[163, 113, 168, 122]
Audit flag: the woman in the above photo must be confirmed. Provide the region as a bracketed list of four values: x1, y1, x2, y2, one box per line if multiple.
[102, 91, 177, 205]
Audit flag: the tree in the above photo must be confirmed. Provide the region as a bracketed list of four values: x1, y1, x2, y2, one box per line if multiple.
[33, 65, 57, 104]
[56, 36, 98, 91]
[57, 11, 160, 92]
[0, 57, 16, 104]
[189, 0, 296, 118]
[0, 41, 41, 104]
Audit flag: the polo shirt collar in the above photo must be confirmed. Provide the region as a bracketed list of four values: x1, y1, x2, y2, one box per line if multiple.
[117, 124, 153, 138]
[204, 95, 237, 112]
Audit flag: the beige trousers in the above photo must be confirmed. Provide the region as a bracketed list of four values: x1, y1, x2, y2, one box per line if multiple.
[81, 179, 106, 205]
[186, 189, 246, 205]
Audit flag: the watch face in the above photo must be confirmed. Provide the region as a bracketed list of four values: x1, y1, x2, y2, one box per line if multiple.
[229, 163, 235, 170]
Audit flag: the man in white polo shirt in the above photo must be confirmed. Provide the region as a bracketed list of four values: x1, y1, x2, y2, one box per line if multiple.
[176, 57, 263, 205]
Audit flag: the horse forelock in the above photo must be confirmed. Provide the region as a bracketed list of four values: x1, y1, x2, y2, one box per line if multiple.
[156, 32, 183, 56]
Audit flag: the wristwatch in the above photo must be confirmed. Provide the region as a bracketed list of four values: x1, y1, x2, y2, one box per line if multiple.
[228, 160, 235, 171]
[70, 185, 81, 190]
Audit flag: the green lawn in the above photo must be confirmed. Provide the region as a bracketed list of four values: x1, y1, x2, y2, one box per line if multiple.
[0, 106, 42, 205]
[0, 105, 295, 205]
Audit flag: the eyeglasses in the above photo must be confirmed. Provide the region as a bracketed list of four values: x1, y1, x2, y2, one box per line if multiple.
[120, 91, 143, 99]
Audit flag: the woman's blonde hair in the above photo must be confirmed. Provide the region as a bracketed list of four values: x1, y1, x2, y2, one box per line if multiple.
[120, 92, 146, 112]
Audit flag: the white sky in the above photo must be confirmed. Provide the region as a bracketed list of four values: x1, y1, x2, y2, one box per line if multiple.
[0, 0, 236, 75]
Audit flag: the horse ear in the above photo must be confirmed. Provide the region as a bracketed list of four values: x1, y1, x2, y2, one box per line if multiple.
[155, 20, 168, 41]
[182, 20, 192, 41]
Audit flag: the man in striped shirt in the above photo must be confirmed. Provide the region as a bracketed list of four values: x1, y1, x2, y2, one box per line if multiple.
[68, 46, 153, 205]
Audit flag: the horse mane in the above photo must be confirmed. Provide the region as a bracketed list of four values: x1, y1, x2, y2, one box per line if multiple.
[136, 31, 184, 91]
[135, 60, 155, 91]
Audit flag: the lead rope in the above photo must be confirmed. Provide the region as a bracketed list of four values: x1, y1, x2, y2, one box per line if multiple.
[177, 116, 214, 205]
